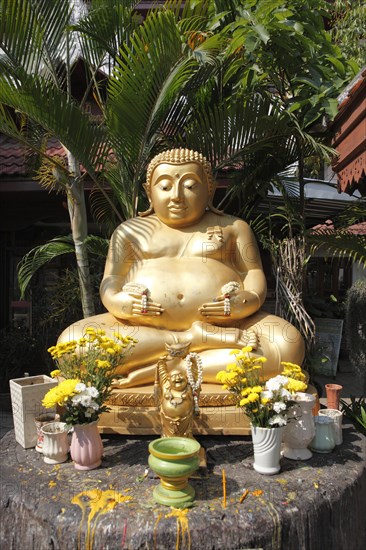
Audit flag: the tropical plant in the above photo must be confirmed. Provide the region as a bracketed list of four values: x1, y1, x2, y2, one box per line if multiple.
[340, 396, 366, 435]
[331, 0, 366, 67]
[1, 0, 358, 324]
[345, 280, 366, 392]
[0, 0, 116, 316]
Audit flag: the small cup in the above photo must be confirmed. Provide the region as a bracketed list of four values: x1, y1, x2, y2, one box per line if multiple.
[34, 413, 60, 453]
[41, 422, 69, 464]
[319, 409, 343, 445]
[310, 416, 336, 453]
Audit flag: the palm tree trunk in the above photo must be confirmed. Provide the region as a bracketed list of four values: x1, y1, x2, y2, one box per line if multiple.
[66, 151, 95, 318]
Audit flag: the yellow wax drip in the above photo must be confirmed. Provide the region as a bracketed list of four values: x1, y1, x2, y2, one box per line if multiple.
[72, 489, 132, 550]
[166, 508, 191, 550]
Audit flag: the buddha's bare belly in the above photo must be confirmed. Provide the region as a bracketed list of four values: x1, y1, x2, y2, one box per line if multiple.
[128, 257, 242, 330]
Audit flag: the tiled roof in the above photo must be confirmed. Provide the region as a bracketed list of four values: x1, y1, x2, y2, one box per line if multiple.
[0, 134, 65, 176]
[312, 220, 366, 235]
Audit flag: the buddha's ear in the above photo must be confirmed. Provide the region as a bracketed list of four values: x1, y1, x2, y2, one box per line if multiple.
[210, 178, 217, 200]
[142, 182, 151, 202]
[208, 179, 224, 215]
[138, 183, 154, 217]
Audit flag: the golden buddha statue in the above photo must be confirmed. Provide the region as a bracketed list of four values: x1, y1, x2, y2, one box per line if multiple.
[59, 148, 305, 393]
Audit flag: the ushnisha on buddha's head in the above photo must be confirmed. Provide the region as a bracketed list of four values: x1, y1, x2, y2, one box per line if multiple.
[139, 148, 222, 226]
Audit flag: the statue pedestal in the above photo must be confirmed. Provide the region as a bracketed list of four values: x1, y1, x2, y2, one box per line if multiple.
[99, 384, 319, 436]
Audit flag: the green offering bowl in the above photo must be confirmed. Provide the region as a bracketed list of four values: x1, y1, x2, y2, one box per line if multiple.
[148, 437, 201, 508]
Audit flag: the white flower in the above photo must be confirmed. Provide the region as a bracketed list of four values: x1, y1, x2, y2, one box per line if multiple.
[75, 383, 86, 392]
[280, 388, 291, 400]
[86, 386, 99, 398]
[88, 400, 99, 411]
[84, 408, 94, 417]
[71, 394, 82, 404]
[261, 390, 273, 400]
[269, 414, 287, 426]
[80, 394, 92, 407]
[265, 375, 289, 392]
[273, 401, 287, 413]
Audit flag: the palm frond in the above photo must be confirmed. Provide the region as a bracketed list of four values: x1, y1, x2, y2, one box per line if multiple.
[308, 229, 366, 266]
[0, 0, 73, 83]
[17, 236, 75, 297]
[85, 235, 109, 258]
[17, 233, 109, 298]
[0, 74, 108, 179]
[73, 0, 140, 72]
[106, 6, 220, 211]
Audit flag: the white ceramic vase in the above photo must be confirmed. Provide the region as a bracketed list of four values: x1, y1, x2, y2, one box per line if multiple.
[251, 425, 283, 475]
[282, 392, 316, 460]
[41, 422, 69, 464]
[319, 409, 343, 445]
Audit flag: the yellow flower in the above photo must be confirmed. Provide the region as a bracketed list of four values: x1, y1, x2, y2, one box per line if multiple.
[50, 369, 61, 378]
[226, 363, 238, 371]
[248, 392, 260, 402]
[95, 359, 111, 369]
[216, 371, 228, 383]
[229, 349, 241, 355]
[42, 379, 80, 409]
[286, 379, 307, 394]
[261, 397, 270, 405]
[240, 397, 249, 407]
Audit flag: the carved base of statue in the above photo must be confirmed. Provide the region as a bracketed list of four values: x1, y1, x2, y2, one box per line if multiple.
[98, 380, 319, 436]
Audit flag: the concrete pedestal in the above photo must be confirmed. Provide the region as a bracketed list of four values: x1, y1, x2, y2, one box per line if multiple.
[0, 420, 365, 549]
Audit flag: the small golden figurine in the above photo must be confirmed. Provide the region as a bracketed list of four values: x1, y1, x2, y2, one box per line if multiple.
[155, 343, 203, 439]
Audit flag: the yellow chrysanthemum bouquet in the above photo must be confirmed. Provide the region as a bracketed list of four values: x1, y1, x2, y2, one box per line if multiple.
[216, 346, 308, 428]
[42, 327, 137, 426]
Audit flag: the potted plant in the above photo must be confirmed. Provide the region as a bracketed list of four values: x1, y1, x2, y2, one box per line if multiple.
[216, 347, 308, 474]
[42, 327, 137, 469]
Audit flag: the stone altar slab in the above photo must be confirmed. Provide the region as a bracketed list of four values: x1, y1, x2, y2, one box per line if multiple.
[1, 420, 365, 550]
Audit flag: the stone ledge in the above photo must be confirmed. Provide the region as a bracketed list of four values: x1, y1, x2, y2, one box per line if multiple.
[0, 421, 365, 550]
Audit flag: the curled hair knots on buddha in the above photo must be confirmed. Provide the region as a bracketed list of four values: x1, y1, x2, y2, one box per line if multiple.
[138, 148, 223, 217]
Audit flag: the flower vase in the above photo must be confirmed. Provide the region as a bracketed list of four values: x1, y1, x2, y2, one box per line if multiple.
[282, 393, 316, 460]
[35, 413, 60, 453]
[325, 384, 343, 410]
[148, 437, 201, 508]
[41, 422, 69, 464]
[251, 425, 283, 475]
[70, 422, 103, 470]
[310, 416, 336, 453]
[319, 409, 343, 445]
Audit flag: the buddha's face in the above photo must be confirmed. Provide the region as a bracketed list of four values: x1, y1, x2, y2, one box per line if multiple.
[170, 370, 188, 391]
[149, 162, 209, 227]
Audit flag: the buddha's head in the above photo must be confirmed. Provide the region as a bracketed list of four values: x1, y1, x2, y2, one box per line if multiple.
[139, 148, 222, 226]
[169, 369, 188, 391]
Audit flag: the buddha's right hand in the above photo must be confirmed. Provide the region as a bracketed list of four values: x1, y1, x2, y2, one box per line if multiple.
[122, 283, 164, 317]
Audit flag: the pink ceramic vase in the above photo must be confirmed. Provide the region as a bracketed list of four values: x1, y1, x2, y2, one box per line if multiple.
[70, 422, 104, 470]
[325, 384, 343, 410]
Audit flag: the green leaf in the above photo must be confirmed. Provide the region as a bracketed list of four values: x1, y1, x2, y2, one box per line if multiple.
[326, 55, 346, 77]
[253, 24, 270, 44]
[17, 236, 75, 297]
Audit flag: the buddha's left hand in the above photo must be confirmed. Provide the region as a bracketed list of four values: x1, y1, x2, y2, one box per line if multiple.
[199, 282, 249, 319]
